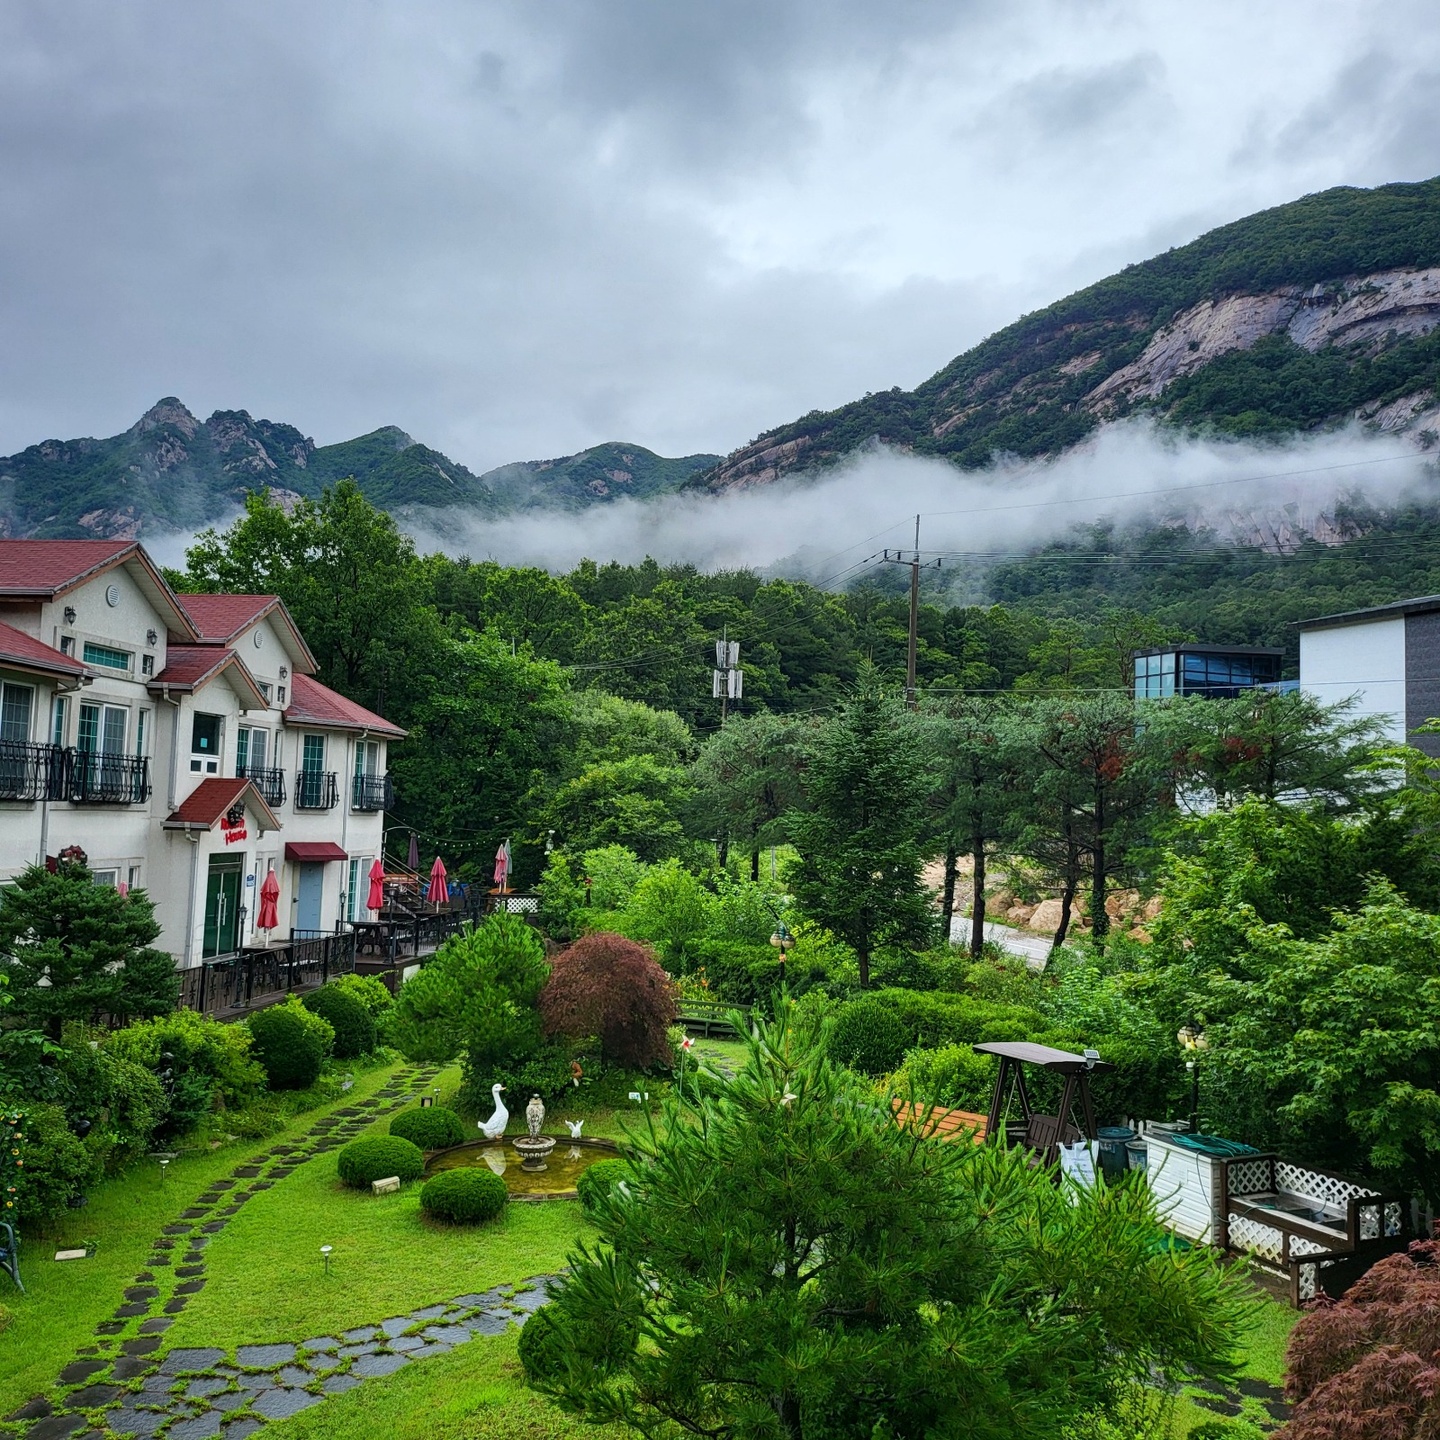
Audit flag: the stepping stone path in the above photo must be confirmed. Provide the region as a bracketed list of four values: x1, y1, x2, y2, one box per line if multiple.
[1186, 1373, 1291, 1429]
[5, 1064, 447, 1440]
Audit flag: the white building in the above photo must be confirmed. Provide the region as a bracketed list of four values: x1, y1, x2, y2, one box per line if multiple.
[1297, 594, 1440, 756]
[0, 540, 404, 968]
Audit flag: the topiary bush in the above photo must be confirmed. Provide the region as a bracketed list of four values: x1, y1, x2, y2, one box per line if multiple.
[245, 997, 335, 1090]
[336, 1134, 425, 1188]
[825, 998, 909, 1075]
[390, 1105, 466, 1151]
[575, 1157, 630, 1216]
[419, 1167, 507, 1223]
[302, 985, 376, 1059]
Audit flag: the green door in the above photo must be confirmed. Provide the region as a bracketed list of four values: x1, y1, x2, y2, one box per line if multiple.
[203, 861, 243, 958]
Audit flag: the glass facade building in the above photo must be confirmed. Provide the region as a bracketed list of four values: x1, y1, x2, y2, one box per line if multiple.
[1133, 646, 1284, 701]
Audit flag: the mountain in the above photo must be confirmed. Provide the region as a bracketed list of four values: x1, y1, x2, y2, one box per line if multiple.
[693, 176, 1440, 492]
[0, 401, 715, 539]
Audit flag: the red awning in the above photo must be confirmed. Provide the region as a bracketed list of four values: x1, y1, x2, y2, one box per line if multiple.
[284, 841, 348, 863]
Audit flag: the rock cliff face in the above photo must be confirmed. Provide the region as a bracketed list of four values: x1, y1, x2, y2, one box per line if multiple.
[693, 177, 1440, 495]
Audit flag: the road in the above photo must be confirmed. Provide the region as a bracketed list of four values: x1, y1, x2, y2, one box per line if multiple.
[948, 916, 1054, 969]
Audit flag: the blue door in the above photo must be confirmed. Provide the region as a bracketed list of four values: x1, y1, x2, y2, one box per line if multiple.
[296, 862, 324, 932]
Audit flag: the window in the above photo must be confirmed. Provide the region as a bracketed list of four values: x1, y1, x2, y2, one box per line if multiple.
[91, 869, 118, 888]
[141, 654, 155, 677]
[135, 708, 149, 758]
[82, 642, 132, 671]
[79, 702, 127, 754]
[0, 683, 33, 743]
[277, 685, 286, 704]
[354, 740, 379, 777]
[60, 635, 75, 656]
[348, 857, 361, 922]
[51, 695, 68, 746]
[301, 734, 325, 772]
[258, 681, 272, 703]
[127, 865, 141, 889]
[237, 726, 269, 772]
[190, 713, 222, 775]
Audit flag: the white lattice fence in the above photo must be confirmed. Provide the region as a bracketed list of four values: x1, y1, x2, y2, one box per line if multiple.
[1227, 1213, 1334, 1264]
[1275, 1162, 1377, 1209]
[1227, 1159, 1272, 1194]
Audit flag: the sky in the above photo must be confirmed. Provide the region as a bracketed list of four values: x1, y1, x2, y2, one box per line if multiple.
[5, 0, 1440, 474]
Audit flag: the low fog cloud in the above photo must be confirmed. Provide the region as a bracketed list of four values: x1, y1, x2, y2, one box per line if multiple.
[407, 421, 1440, 590]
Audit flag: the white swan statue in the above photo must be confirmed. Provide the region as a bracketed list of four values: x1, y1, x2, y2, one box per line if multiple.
[479, 1083, 508, 1140]
[566, 1119, 583, 1139]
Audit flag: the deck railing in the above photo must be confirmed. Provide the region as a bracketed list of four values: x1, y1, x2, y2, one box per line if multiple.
[351, 773, 393, 812]
[69, 751, 150, 804]
[0, 740, 69, 801]
[176, 928, 357, 1017]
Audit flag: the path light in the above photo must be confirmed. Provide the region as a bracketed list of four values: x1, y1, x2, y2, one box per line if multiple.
[321, 1244, 333, 1276]
[158, 1158, 170, 1183]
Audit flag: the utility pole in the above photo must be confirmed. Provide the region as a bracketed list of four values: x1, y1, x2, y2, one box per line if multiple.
[880, 515, 941, 709]
[713, 628, 742, 726]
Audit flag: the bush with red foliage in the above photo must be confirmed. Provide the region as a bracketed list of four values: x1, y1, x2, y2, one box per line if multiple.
[538, 932, 678, 1070]
[1279, 1239, 1440, 1440]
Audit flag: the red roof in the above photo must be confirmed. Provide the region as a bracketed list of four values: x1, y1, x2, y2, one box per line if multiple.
[163, 777, 280, 832]
[179, 593, 318, 674]
[285, 672, 406, 739]
[284, 841, 348, 863]
[0, 619, 88, 679]
[148, 646, 269, 707]
[0, 540, 136, 596]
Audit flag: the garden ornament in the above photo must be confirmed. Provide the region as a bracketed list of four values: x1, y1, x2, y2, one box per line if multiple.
[479, 1083, 509, 1140]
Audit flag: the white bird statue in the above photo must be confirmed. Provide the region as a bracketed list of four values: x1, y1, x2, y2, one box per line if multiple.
[566, 1119, 584, 1139]
[479, 1083, 508, 1140]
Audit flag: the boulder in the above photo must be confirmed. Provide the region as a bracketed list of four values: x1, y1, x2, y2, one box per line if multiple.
[1025, 899, 1084, 934]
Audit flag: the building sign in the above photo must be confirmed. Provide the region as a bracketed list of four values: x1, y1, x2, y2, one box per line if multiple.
[221, 806, 248, 846]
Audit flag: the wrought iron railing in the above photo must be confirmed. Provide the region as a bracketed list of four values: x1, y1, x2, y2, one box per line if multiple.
[237, 764, 286, 808]
[0, 740, 69, 801]
[70, 751, 150, 804]
[351, 773, 394, 812]
[293, 769, 339, 810]
[176, 928, 358, 1017]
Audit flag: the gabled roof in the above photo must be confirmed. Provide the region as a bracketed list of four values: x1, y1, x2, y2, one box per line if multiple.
[148, 646, 270, 709]
[0, 619, 89, 681]
[0, 540, 199, 639]
[181, 593, 317, 674]
[163, 776, 280, 832]
[284, 672, 406, 740]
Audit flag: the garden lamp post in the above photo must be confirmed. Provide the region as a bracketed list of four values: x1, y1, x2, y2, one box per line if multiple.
[768, 916, 794, 984]
[321, 1244, 333, 1276]
[1177, 1025, 1207, 1133]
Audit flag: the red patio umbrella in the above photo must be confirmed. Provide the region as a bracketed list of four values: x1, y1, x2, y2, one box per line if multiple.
[257, 867, 281, 932]
[426, 855, 448, 905]
[366, 857, 385, 912]
[493, 838, 512, 893]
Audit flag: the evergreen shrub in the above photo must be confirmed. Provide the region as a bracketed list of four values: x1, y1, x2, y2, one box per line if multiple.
[390, 1105, 466, 1151]
[336, 1135, 425, 1188]
[419, 1167, 507, 1223]
[246, 998, 335, 1090]
[826, 998, 909, 1075]
[302, 986, 376, 1058]
[575, 1157, 629, 1215]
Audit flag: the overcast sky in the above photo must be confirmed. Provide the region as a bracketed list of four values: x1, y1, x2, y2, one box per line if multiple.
[3, 0, 1440, 472]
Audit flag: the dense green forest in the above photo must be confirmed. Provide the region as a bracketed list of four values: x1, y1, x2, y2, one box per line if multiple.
[699, 175, 1440, 482]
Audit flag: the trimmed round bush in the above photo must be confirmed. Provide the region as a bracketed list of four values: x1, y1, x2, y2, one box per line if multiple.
[826, 998, 909, 1076]
[517, 1304, 565, 1382]
[575, 1157, 630, 1216]
[390, 1105, 466, 1151]
[245, 998, 334, 1090]
[336, 1134, 425, 1188]
[302, 986, 376, 1059]
[419, 1167, 507, 1224]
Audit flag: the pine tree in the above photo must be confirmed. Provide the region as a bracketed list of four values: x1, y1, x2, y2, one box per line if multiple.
[0, 856, 179, 1038]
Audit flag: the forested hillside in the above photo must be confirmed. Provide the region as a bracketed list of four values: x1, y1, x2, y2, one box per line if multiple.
[697, 176, 1440, 488]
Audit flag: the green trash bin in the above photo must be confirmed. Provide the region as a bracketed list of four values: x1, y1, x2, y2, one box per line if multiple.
[1097, 1126, 1136, 1179]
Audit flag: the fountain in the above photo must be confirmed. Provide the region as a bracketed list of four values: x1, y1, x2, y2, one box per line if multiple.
[511, 1093, 557, 1173]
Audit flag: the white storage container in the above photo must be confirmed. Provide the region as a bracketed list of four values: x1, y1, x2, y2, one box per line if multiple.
[1145, 1130, 1224, 1244]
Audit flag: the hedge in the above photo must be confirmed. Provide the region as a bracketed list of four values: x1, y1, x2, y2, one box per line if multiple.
[419, 1168, 507, 1223]
[301, 986, 376, 1059]
[336, 1135, 425, 1188]
[245, 998, 334, 1090]
[826, 999, 909, 1075]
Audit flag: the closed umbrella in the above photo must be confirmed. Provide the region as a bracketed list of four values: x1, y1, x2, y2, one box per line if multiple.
[493, 838, 512, 893]
[366, 857, 385, 912]
[407, 831, 420, 873]
[257, 867, 281, 932]
[426, 855, 448, 905]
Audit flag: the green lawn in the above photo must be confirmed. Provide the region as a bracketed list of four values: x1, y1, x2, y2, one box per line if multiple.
[0, 1058, 410, 1420]
[1173, 1287, 1296, 1436]
[268, 1327, 623, 1440]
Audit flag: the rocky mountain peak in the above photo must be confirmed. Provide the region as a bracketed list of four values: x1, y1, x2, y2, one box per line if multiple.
[131, 397, 200, 438]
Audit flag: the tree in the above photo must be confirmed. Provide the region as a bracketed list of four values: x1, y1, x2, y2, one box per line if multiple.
[922, 696, 1023, 956]
[619, 859, 713, 970]
[1281, 1238, 1440, 1440]
[389, 914, 549, 1101]
[543, 755, 693, 862]
[688, 712, 805, 880]
[788, 674, 934, 987]
[538, 933, 677, 1069]
[532, 999, 1254, 1440]
[0, 858, 179, 1039]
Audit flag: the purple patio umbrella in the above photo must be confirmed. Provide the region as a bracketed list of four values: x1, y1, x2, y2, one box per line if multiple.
[407, 830, 420, 872]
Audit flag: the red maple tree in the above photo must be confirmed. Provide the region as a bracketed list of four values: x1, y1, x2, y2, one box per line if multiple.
[538, 932, 678, 1070]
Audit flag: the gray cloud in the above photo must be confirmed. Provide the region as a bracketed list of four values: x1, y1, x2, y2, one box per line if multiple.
[3, 0, 1440, 489]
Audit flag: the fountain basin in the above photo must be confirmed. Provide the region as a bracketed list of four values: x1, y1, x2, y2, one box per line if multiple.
[424, 1134, 620, 1201]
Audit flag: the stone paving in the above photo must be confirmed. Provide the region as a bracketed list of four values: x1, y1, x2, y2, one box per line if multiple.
[4, 1063, 451, 1440]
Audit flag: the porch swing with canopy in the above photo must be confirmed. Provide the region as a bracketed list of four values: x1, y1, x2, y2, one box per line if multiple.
[974, 1041, 1112, 1167]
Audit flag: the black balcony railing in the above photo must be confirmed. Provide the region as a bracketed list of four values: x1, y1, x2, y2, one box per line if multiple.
[294, 769, 339, 810]
[0, 740, 69, 802]
[238, 764, 286, 808]
[70, 751, 150, 804]
[351, 772, 393, 812]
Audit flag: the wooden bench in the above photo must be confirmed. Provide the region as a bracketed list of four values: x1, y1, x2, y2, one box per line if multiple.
[892, 1100, 988, 1143]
